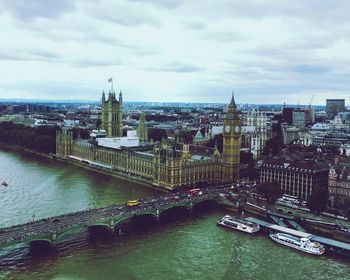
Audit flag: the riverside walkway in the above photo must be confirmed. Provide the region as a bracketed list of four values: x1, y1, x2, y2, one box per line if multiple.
[0, 187, 229, 247]
[245, 217, 350, 255]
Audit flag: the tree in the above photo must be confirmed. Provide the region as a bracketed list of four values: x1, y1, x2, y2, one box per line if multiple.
[71, 127, 90, 139]
[307, 186, 329, 214]
[262, 136, 284, 156]
[344, 199, 350, 218]
[207, 134, 223, 153]
[256, 181, 283, 204]
[240, 151, 254, 165]
[148, 128, 167, 142]
[0, 121, 57, 154]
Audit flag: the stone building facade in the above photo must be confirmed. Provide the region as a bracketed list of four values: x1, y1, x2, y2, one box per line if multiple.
[328, 161, 350, 206]
[56, 92, 241, 190]
[101, 90, 123, 137]
[242, 110, 271, 159]
[136, 111, 148, 143]
[260, 158, 329, 200]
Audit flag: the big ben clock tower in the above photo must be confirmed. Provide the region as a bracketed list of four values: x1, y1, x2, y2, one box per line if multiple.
[222, 92, 241, 182]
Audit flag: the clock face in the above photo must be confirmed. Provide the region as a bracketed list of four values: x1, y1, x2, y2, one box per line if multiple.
[235, 126, 240, 133]
[225, 126, 230, 133]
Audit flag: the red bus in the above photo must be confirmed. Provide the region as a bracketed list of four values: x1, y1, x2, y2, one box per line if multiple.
[188, 188, 202, 196]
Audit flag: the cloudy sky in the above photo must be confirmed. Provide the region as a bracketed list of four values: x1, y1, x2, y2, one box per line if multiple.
[0, 0, 349, 104]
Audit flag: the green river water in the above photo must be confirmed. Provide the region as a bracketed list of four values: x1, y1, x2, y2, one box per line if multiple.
[0, 147, 349, 280]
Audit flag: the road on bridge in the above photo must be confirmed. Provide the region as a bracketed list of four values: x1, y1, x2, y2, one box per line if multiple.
[0, 187, 232, 246]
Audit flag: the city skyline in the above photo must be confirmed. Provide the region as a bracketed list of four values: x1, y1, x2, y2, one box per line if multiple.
[1, 0, 350, 104]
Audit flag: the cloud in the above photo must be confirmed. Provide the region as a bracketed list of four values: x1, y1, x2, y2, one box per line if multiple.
[72, 58, 124, 68]
[0, 0, 77, 21]
[182, 20, 207, 30]
[0, 49, 60, 62]
[202, 30, 247, 43]
[150, 63, 204, 73]
[1, 0, 350, 104]
[88, 1, 161, 27]
[129, 0, 184, 9]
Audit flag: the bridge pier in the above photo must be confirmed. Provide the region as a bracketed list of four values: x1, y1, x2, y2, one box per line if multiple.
[188, 201, 194, 214]
[52, 232, 57, 242]
[156, 209, 160, 222]
[110, 220, 115, 228]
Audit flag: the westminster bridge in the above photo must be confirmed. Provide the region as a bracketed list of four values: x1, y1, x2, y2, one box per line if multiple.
[0, 187, 233, 248]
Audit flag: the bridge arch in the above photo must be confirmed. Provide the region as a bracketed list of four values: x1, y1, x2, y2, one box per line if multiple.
[28, 238, 56, 254]
[191, 198, 219, 212]
[113, 212, 157, 229]
[88, 224, 112, 231]
[55, 225, 88, 242]
[159, 205, 190, 223]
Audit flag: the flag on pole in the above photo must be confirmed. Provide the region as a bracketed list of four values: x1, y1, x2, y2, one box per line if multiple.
[108, 77, 113, 83]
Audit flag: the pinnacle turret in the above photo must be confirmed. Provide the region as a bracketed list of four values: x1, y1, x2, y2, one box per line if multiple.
[230, 90, 236, 108]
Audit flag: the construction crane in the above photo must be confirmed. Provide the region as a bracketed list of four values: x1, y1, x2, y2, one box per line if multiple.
[297, 94, 302, 108]
[309, 92, 315, 107]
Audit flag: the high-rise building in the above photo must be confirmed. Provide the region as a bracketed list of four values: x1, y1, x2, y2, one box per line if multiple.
[326, 99, 345, 117]
[101, 90, 123, 137]
[292, 109, 306, 128]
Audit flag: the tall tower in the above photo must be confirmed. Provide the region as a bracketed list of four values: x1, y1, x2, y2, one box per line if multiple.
[222, 92, 241, 182]
[101, 89, 123, 137]
[137, 111, 148, 142]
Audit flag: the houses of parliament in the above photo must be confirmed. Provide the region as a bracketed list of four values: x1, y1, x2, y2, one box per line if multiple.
[56, 89, 241, 190]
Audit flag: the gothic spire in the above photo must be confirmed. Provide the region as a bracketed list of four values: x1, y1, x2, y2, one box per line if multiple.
[230, 90, 236, 107]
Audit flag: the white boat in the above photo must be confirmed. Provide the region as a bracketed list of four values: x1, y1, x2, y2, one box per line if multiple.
[269, 232, 325, 255]
[217, 215, 260, 234]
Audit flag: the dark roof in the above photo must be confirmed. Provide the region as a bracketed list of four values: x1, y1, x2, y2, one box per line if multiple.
[175, 143, 215, 157]
[261, 157, 329, 172]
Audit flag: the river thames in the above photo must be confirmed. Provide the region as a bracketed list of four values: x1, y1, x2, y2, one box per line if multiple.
[0, 148, 349, 280]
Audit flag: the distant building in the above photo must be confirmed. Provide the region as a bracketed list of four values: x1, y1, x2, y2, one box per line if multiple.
[326, 99, 345, 117]
[260, 158, 329, 200]
[193, 129, 210, 146]
[242, 110, 271, 159]
[283, 106, 314, 127]
[281, 124, 303, 145]
[292, 109, 306, 128]
[338, 112, 350, 123]
[312, 132, 350, 147]
[282, 107, 294, 124]
[329, 160, 350, 206]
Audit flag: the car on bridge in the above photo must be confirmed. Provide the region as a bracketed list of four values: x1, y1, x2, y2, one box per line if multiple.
[127, 200, 140, 207]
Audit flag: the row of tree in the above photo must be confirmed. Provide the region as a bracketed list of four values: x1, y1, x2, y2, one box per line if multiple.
[0, 121, 56, 154]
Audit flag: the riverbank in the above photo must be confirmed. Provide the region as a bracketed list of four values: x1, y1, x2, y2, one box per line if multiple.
[54, 155, 168, 194]
[0, 142, 53, 160]
[220, 197, 350, 244]
[0, 142, 167, 193]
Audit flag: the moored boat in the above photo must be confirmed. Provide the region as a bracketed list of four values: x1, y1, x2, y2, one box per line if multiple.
[217, 215, 260, 234]
[269, 232, 325, 255]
